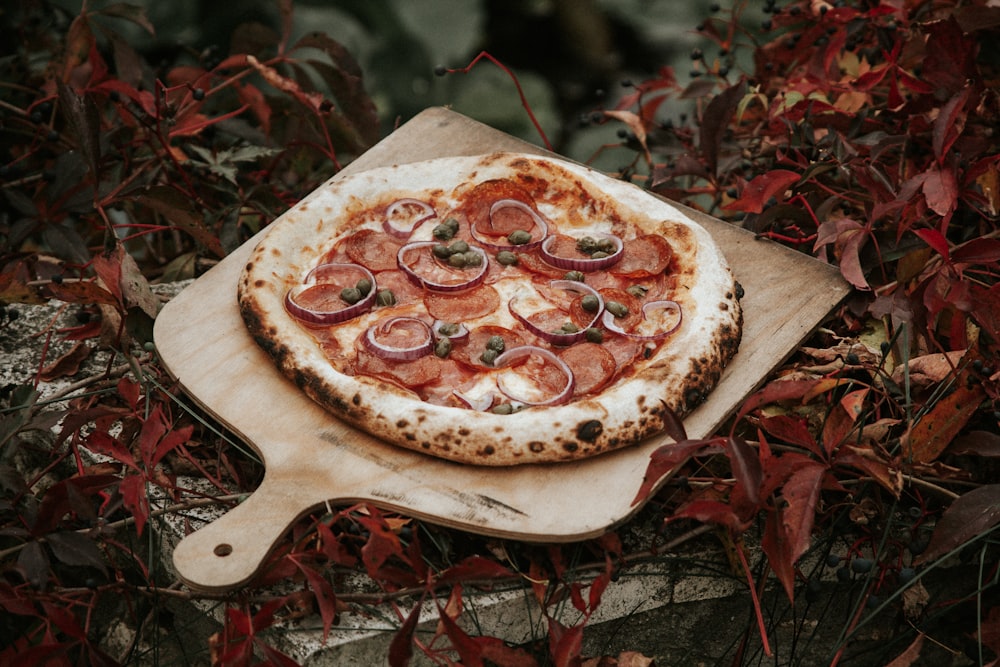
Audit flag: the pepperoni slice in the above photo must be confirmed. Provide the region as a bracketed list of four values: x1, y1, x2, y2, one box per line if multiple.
[372, 269, 424, 304]
[516, 250, 566, 279]
[354, 346, 443, 387]
[611, 234, 673, 278]
[463, 179, 536, 236]
[451, 325, 525, 369]
[601, 335, 646, 369]
[344, 228, 405, 271]
[560, 342, 617, 395]
[424, 284, 500, 322]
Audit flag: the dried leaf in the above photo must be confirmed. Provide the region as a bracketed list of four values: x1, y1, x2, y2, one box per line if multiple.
[890, 350, 965, 388]
[921, 165, 958, 218]
[38, 342, 92, 381]
[918, 484, 1000, 564]
[46, 280, 118, 307]
[724, 170, 800, 214]
[903, 375, 985, 464]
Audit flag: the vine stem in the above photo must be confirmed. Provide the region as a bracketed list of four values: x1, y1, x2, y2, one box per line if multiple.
[736, 537, 773, 657]
[443, 51, 554, 152]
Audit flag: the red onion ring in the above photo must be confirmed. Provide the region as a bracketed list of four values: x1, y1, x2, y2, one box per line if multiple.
[601, 299, 682, 340]
[469, 199, 549, 251]
[397, 241, 489, 292]
[383, 199, 437, 238]
[539, 233, 624, 272]
[508, 280, 604, 346]
[493, 346, 575, 406]
[362, 316, 434, 361]
[284, 263, 377, 325]
[453, 388, 495, 411]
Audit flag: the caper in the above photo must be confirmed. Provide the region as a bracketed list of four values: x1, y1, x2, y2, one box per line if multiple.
[375, 289, 396, 306]
[355, 278, 372, 296]
[463, 250, 483, 267]
[576, 236, 598, 253]
[563, 270, 585, 282]
[486, 335, 505, 352]
[507, 229, 532, 245]
[437, 321, 460, 336]
[596, 238, 617, 254]
[449, 239, 469, 254]
[580, 294, 600, 312]
[432, 218, 459, 240]
[491, 403, 514, 414]
[606, 300, 629, 318]
[340, 287, 362, 304]
[434, 337, 452, 358]
[447, 253, 467, 268]
[560, 322, 580, 333]
[585, 327, 604, 343]
[432, 243, 452, 259]
[591, 251, 609, 259]
[626, 284, 649, 298]
[480, 348, 499, 366]
[496, 250, 518, 266]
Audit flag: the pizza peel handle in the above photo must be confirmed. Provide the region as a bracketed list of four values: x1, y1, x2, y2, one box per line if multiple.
[172, 475, 313, 592]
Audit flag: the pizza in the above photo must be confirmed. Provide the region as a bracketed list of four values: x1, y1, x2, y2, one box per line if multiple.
[238, 152, 742, 465]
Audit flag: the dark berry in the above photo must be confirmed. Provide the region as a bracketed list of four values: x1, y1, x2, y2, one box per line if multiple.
[30, 110, 44, 123]
[836, 566, 851, 582]
[851, 557, 873, 574]
[907, 506, 922, 519]
[866, 593, 881, 608]
[433, 65, 447, 77]
[709, 3, 721, 12]
[192, 87, 205, 100]
[826, 553, 841, 568]
[7, 308, 19, 321]
[691, 48, 703, 60]
[908, 538, 928, 556]
[46, 129, 59, 142]
[898, 567, 916, 584]
[762, 19, 773, 30]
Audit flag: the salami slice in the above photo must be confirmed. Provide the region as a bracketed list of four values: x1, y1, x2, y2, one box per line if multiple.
[424, 285, 500, 322]
[463, 179, 535, 235]
[559, 342, 616, 395]
[354, 346, 443, 388]
[611, 234, 673, 278]
[345, 228, 405, 271]
[451, 325, 525, 369]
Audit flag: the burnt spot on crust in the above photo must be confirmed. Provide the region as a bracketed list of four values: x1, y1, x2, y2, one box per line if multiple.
[396, 419, 409, 428]
[562, 441, 579, 453]
[254, 279, 266, 288]
[459, 428, 471, 436]
[735, 281, 745, 300]
[481, 445, 496, 456]
[352, 393, 361, 406]
[576, 420, 603, 442]
[529, 441, 545, 453]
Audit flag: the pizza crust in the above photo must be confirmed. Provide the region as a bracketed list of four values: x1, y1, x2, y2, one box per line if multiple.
[239, 152, 742, 465]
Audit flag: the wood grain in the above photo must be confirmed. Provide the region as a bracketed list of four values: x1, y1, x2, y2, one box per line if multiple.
[155, 108, 850, 592]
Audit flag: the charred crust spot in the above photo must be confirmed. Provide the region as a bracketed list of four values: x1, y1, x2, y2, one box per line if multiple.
[396, 419, 409, 428]
[459, 428, 471, 436]
[352, 393, 361, 406]
[254, 279, 266, 288]
[406, 433, 417, 441]
[562, 442, 579, 453]
[720, 301, 729, 311]
[245, 262, 254, 272]
[735, 281, 745, 300]
[482, 445, 495, 456]
[576, 419, 603, 442]
[529, 441, 545, 453]
[270, 248, 281, 256]
[685, 387, 706, 410]
[421, 442, 431, 449]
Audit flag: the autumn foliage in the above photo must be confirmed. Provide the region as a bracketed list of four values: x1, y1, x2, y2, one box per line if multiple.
[2, 0, 1000, 665]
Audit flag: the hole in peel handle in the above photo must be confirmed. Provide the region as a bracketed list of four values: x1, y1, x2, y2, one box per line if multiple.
[171, 479, 304, 592]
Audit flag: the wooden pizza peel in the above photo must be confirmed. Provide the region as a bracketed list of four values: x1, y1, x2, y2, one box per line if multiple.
[154, 107, 851, 592]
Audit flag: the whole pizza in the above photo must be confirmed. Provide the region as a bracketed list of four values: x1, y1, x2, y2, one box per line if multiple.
[239, 152, 742, 465]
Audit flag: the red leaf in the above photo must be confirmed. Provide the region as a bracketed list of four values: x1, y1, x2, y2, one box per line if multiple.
[119, 475, 149, 536]
[91, 246, 124, 305]
[291, 556, 337, 642]
[933, 89, 970, 162]
[759, 415, 822, 458]
[437, 555, 514, 586]
[548, 617, 584, 667]
[822, 388, 869, 454]
[735, 379, 825, 424]
[151, 424, 193, 468]
[918, 484, 1000, 564]
[670, 499, 749, 533]
[904, 368, 985, 464]
[138, 405, 169, 468]
[631, 438, 724, 506]
[774, 462, 825, 599]
[388, 599, 423, 667]
[724, 170, 800, 213]
[357, 512, 408, 582]
[699, 81, 745, 176]
[436, 599, 486, 667]
[316, 521, 357, 567]
[922, 165, 958, 219]
[953, 238, 1000, 264]
[912, 228, 950, 262]
[727, 435, 762, 506]
[259, 644, 303, 667]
